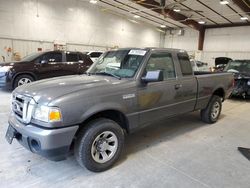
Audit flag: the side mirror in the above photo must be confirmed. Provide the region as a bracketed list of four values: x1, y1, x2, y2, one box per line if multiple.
[141, 70, 164, 83]
[40, 60, 48, 64]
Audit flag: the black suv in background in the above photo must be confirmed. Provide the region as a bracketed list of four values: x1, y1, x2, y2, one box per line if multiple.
[0, 51, 93, 89]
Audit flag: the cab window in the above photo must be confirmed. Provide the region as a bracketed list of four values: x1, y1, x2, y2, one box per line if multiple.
[145, 53, 176, 80]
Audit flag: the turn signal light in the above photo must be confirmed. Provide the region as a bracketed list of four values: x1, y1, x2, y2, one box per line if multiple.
[49, 110, 62, 121]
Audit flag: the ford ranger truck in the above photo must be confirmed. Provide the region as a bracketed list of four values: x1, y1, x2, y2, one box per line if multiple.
[6, 48, 234, 172]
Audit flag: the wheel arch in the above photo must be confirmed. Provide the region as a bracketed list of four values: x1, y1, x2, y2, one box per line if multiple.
[212, 87, 225, 101]
[12, 72, 37, 88]
[74, 108, 130, 140]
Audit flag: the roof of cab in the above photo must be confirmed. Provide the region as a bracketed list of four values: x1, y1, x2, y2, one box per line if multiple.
[108, 47, 187, 53]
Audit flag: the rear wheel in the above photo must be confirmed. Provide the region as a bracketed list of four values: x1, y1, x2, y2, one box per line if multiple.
[13, 74, 34, 89]
[74, 118, 124, 172]
[200, 95, 222, 124]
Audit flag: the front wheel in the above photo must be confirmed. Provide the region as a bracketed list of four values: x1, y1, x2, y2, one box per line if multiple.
[200, 95, 222, 124]
[74, 118, 124, 172]
[13, 74, 34, 89]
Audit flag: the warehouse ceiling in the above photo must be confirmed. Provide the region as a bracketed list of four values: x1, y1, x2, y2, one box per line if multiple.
[86, 0, 250, 30]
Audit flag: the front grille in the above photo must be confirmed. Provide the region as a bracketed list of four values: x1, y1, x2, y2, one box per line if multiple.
[12, 93, 36, 124]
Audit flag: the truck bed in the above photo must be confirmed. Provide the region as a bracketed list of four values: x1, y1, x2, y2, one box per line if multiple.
[194, 72, 233, 110]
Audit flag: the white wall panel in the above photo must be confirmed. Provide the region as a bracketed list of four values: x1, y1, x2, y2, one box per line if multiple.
[0, 0, 160, 60]
[204, 26, 250, 52]
[164, 26, 250, 67]
[165, 29, 199, 52]
[12, 40, 53, 57]
[0, 39, 12, 62]
[202, 26, 250, 66]
[66, 44, 106, 52]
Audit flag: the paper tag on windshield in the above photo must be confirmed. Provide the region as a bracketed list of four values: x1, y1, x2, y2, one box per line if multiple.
[128, 50, 147, 56]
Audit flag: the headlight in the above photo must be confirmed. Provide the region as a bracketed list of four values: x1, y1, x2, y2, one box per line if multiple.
[33, 105, 62, 122]
[247, 80, 250, 86]
[0, 66, 12, 73]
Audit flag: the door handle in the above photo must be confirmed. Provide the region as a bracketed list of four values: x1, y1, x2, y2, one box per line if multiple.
[175, 84, 182, 90]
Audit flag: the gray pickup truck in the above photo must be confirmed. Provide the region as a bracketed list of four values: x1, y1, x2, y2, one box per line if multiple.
[6, 48, 234, 172]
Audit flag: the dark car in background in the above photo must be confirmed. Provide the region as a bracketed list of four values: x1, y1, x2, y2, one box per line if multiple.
[0, 51, 93, 89]
[224, 60, 250, 98]
[87, 51, 103, 63]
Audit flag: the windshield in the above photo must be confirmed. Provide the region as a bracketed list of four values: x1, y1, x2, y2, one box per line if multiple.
[87, 49, 147, 78]
[224, 61, 250, 73]
[21, 52, 44, 62]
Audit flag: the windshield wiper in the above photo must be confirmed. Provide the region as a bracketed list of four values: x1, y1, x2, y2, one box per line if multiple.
[96, 72, 121, 80]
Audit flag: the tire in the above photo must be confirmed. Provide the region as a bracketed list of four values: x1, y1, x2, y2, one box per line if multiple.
[200, 95, 222, 124]
[74, 118, 124, 172]
[13, 74, 34, 89]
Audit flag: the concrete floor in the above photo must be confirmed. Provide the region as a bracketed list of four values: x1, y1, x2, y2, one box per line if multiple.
[0, 89, 250, 188]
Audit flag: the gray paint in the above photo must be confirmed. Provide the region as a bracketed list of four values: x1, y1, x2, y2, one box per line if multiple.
[2, 89, 250, 188]
[9, 48, 234, 159]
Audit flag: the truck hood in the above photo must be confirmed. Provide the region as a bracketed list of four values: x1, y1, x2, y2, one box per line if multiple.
[14, 75, 127, 105]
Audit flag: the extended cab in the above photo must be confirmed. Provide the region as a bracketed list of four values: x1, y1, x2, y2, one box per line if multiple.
[6, 48, 234, 172]
[0, 51, 93, 89]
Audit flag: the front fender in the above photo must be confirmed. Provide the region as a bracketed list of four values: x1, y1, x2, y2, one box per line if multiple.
[79, 102, 127, 123]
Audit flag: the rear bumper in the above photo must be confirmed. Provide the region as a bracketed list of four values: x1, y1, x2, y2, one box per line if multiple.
[8, 113, 79, 161]
[0, 74, 12, 90]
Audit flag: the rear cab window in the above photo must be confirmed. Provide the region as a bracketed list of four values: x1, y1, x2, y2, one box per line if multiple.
[177, 52, 193, 76]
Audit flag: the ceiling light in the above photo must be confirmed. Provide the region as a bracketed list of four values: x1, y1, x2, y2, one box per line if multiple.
[173, 8, 181, 12]
[198, 20, 206, 24]
[220, 0, 229, 5]
[160, 25, 166, 28]
[128, 19, 139, 24]
[240, 17, 248, 20]
[89, 0, 97, 4]
[133, 15, 140, 19]
[156, 29, 165, 33]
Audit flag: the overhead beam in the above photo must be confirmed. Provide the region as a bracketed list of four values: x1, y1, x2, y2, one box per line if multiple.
[174, 0, 218, 25]
[196, 0, 233, 24]
[113, 0, 180, 27]
[205, 22, 250, 29]
[100, 0, 177, 28]
[133, 0, 202, 30]
[232, 0, 250, 17]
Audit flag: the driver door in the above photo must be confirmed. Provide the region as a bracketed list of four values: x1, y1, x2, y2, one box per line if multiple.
[138, 52, 180, 126]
